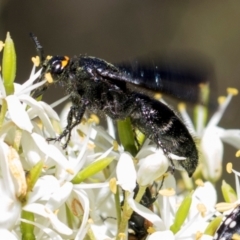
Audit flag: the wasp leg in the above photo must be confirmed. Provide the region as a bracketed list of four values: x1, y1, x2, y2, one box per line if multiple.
[47, 103, 86, 149]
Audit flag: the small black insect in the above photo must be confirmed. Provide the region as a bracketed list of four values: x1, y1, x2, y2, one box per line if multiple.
[30, 34, 211, 177]
[213, 205, 240, 240]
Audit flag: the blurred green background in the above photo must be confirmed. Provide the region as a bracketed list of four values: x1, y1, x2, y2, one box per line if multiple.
[1, 1, 240, 195]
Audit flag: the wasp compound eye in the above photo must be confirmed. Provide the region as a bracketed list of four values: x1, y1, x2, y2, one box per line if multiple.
[49, 56, 69, 74]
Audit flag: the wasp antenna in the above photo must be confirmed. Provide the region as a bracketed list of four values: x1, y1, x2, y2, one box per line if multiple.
[29, 32, 45, 65]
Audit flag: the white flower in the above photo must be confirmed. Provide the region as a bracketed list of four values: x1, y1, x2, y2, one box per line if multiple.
[144, 177, 217, 240]
[179, 88, 240, 181]
[136, 148, 169, 186]
[0, 142, 22, 230]
[1, 36, 237, 240]
[116, 152, 136, 192]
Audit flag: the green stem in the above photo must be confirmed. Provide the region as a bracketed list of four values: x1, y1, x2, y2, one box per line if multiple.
[114, 186, 122, 227]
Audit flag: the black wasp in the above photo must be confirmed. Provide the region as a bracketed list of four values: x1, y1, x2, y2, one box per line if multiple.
[30, 33, 212, 177]
[213, 204, 240, 240]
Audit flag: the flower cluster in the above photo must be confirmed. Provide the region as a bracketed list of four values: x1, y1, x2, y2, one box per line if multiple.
[0, 32, 239, 240]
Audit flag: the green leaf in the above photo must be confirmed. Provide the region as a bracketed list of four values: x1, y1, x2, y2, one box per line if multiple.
[117, 118, 137, 156]
[221, 180, 237, 203]
[26, 160, 44, 192]
[71, 157, 115, 184]
[2, 32, 16, 95]
[204, 216, 223, 236]
[170, 191, 193, 233]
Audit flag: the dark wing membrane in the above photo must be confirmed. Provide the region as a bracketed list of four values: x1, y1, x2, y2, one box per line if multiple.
[115, 55, 214, 104]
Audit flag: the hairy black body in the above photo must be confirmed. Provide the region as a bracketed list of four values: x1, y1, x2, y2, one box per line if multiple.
[39, 55, 198, 177]
[31, 34, 200, 177]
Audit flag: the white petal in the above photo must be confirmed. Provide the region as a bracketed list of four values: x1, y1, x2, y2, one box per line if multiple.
[23, 203, 49, 217]
[6, 95, 33, 132]
[73, 189, 90, 240]
[207, 93, 233, 128]
[0, 143, 22, 229]
[146, 230, 174, 240]
[19, 94, 56, 136]
[201, 127, 223, 181]
[0, 190, 21, 229]
[0, 75, 6, 97]
[28, 175, 60, 203]
[39, 101, 59, 120]
[179, 104, 196, 134]
[0, 141, 16, 198]
[216, 127, 240, 149]
[15, 68, 42, 95]
[47, 211, 72, 235]
[31, 133, 70, 169]
[21, 218, 64, 240]
[200, 235, 214, 240]
[193, 182, 217, 207]
[74, 182, 109, 189]
[0, 229, 18, 240]
[190, 181, 217, 220]
[46, 182, 73, 210]
[23, 203, 72, 235]
[116, 152, 136, 192]
[21, 131, 45, 165]
[137, 151, 168, 186]
[91, 222, 114, 240]
[136, 145, 159, 159]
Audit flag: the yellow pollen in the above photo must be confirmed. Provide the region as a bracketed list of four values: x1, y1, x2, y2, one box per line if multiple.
[147, 226, 156, 234]
[45, 72, 53, 83]
[195, 179, 204, 187]
[113, 140, 119, 151]
[178, 102, 186, 112]
[87, 143, 95, 150]
[197, 203, 207, 217]
[226, 162, 233, 173]
[232, 233, 240, 240]
[109, 178, 117, 194]
[46, 55, 52, 60]
[66, 168, 74, 175]
[8, 147, 27, 199]
[88, 218, 94, 224]
[154, 93, 162, 100]
[218, 96, 226, 105]
[159, 188, 175, 196]
[215, 202, 237, 212]
[71, 198, 83, 216]
[88, 114, 100, 124]
[118, 233, 126, 240]
[236, 150, 240, 157]
[195, 231, 203, 240]
[31, 56, 40, 67]
[156, 172, 169, 182]
[54, 209, 59, 215]
[76, 129, 85, 138]
[0, 41, 5, 52]
[43, 164, 48, 170]
[227, 87, 238, 96]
